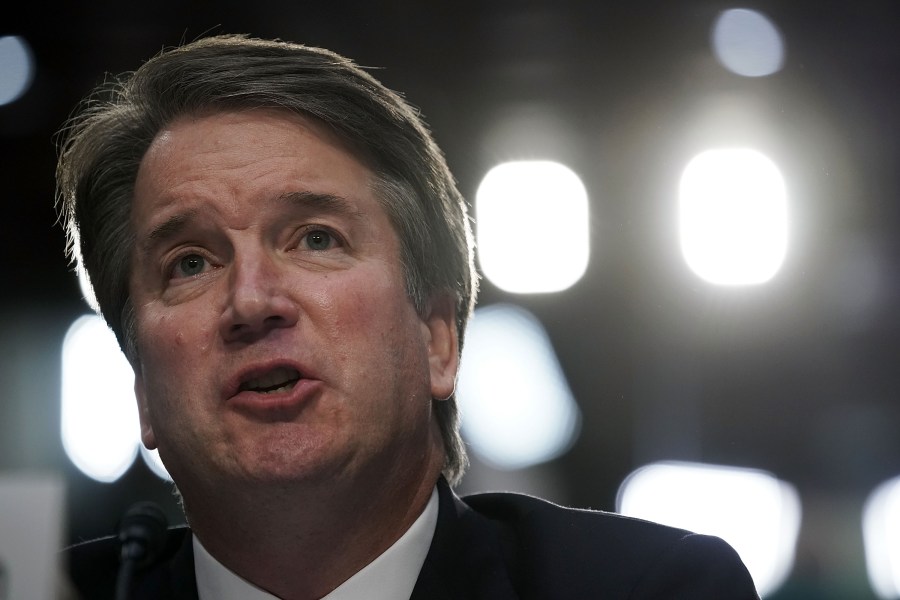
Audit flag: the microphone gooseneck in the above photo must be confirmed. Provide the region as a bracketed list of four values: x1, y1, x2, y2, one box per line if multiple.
[114, 501, 169, 600]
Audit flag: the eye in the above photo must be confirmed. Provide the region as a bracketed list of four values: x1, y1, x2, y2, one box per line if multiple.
[302, 228, 338, 251]
[171, 253, 208, 279]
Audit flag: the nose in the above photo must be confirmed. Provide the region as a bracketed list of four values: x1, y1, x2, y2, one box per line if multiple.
[220, 250, 299, 344]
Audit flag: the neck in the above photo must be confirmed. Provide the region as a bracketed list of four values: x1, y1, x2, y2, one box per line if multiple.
[183, 439, 444, 600]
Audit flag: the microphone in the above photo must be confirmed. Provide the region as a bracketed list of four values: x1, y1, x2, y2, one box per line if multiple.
[115, 501, 169, 600]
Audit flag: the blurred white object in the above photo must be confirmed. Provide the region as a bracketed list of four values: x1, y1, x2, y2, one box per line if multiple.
[617, 461, 801, 597]
[457, 303, 581, 469]
[0, 36, 35, 105]
[711, 9, 785, 77]
[0, 472, 65, 600]
[61, 315, 140, 482]
[679, 148, 788, 285]
[863, 475, 900, 599]
[476, 161, 590, 293]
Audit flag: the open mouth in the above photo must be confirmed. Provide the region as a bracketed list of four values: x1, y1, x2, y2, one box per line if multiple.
[238, 367, 301, 395]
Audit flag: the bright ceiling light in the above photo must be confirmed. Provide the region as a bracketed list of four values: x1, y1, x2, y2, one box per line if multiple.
[61, 315, 139, 483]
[863, 475, 900, 599]
[0, 36, 35, 106]
[457, 303, 581, 469]
[476, 161, 590, 293]
[712, 9, 785, 77]
[617, 461, 801, 597]
[679, 148, 788, 285]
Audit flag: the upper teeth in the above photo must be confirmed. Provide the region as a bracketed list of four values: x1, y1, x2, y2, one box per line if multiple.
[240, 367, 301, 393]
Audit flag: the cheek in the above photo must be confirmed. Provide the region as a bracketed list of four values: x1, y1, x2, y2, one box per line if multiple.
[318, 274, 427, 374]
[313, 271, 395, 334]
[142, 306, 213, 347]
[137, 308, 215, 393]
[331, 282, 417, 350]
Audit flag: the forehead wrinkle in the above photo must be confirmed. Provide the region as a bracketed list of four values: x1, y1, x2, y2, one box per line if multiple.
[278, 191, 364, 220]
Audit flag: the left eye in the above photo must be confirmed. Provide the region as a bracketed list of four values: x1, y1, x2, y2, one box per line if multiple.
[171, 253, 207, 279]
[303, 229, 336, 251]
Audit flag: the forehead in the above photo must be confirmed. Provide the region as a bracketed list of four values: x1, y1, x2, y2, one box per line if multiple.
[137, 108, 371, 189]
[130, 108, 385, 229]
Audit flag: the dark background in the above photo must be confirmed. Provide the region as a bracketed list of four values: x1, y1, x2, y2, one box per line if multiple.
[2, 1, 899, 597]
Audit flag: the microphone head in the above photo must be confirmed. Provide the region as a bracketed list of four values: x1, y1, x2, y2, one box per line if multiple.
[117, 501, 169, 569]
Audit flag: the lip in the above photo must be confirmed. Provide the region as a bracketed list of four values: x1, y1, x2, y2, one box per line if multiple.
[223, 359, 322, 415]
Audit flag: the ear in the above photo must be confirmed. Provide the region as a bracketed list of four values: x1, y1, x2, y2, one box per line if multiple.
[422, 294, 459, 401]
[134, 371, 158, 450]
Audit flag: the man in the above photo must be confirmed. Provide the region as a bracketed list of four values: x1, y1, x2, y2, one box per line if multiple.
[58, 34, 759, 599]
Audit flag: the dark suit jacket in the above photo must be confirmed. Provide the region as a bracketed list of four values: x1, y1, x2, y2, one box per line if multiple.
[66, 478, 760, 599]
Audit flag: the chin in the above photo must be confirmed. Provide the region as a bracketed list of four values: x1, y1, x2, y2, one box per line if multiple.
[229, 433, 350, 485]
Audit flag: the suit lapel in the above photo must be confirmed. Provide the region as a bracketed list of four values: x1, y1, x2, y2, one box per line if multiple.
[410, 479, 520, 600]
[168, 530, 200, 600]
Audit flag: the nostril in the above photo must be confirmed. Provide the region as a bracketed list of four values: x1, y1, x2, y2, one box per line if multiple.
[223, 309, 297, 344]
[264, 315, 288, 326]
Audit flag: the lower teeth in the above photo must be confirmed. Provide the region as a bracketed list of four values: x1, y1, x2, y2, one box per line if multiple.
[262, 382, 296, 394]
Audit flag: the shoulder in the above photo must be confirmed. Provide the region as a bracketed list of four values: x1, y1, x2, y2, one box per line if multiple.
[64, 527, 196, 600]
[461, 489, 697, 566]
[464, 489, 672, 535]
[460, 490, 759, 599]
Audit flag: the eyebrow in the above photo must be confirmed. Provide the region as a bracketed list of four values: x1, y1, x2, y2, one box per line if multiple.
[139, 209, 199, 258]
[277, 191, 363, 220]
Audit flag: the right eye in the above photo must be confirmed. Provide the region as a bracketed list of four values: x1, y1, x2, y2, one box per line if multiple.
[171, 253, 208, 279]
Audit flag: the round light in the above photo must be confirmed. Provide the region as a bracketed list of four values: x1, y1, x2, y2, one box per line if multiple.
[712, 9, 785, 77]
[0, 36, 35, 105]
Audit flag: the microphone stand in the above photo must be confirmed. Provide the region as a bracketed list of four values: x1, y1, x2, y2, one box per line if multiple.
[114, 502, 168, 600]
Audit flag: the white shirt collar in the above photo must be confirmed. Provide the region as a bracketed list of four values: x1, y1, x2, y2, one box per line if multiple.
[193, 487, 439, 600]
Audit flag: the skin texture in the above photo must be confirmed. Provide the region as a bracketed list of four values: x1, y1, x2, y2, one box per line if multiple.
[128, 108, 458, 599]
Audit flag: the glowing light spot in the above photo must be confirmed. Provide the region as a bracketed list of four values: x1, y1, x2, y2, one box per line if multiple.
[679, 148, 788, 285]
[712, 8, 785, 77]
[617, 461, 801, 597]
[476, 161, 589, 293]
[0, 36, 35, 105]
[61, 315, 139, 482]
[457, 303, 581, 469]
[863, 475, 900, 599]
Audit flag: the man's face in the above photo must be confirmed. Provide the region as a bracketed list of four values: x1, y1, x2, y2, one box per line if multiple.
[128, 109, 457, 497]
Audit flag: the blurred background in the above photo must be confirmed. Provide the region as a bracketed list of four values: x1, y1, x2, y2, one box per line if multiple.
[2, 1, 899, 598]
